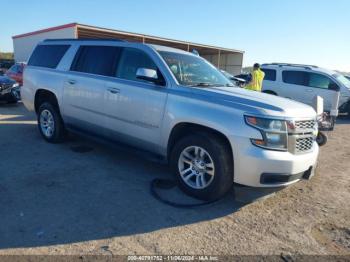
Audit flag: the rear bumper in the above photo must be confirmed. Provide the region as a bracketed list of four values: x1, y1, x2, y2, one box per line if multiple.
[229, 135, 319, 187]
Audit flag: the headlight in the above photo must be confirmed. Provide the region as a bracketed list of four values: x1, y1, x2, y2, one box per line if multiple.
[245, 116, 288, 151]
[12, 83, 20, 88]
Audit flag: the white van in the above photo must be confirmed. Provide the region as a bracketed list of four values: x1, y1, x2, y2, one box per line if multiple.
[261, 63, 350, 115]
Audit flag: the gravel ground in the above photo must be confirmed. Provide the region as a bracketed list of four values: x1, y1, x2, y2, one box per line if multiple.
[0, 103, 349, 256]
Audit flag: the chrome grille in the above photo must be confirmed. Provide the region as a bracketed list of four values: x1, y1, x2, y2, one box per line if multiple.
[295, 137, 314, 152]
[294, 120, 316, 130]
[288, 119, 317, 154]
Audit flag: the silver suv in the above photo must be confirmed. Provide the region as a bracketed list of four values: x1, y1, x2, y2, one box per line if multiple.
[22, 39, 319, 200]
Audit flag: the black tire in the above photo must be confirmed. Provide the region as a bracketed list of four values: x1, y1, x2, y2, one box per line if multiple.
[170, 133, 233, 201]
[37, 102, 66, 143]
[316, 132, 328, 146]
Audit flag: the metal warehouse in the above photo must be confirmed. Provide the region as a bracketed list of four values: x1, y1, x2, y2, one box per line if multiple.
[12, 23, 244, 74]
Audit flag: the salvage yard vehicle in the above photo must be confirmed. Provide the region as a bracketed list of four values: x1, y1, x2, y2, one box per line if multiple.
[22, 39, 319, 201]
[6, 62, 25, 86]
[261, 63, 350, 116]
[0, 75, 20, 103]
[220, 70, 246, 87]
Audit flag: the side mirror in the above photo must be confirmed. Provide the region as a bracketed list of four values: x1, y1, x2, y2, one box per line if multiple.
[136, 68, 164, 86]
[328, 82, 340, 91]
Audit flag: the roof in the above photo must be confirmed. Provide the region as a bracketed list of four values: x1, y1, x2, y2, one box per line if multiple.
[12, 23, 244, 55]
[12, 23, 77, 39]
[262, 63, 337, 75]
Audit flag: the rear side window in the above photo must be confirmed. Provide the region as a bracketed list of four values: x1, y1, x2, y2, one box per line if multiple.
[116, 48, 157, 82]
[261, 69, 276, 81]
[71, 46, 121, 77]
[282, 70, 307, 86]
[28, 45, 70, 68]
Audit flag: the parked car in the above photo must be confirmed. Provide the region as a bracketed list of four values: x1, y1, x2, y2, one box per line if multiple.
[6, 62, 25, 86]
[235, 73, 252, 83]
[0, 60, 14, 76]
[220, 70, 246, 87]
[0, 75, 20, 103]
[261, 63, 350, 115]
[22, 40, 319, 201]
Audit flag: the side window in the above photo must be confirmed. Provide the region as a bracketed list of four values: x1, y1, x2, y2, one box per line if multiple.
[71, 46, 121, 77]
[282, 70, 307, 86]
[307, 73, 333, 89]
[28, 45, 70, 68]
[116, 48, 157, 82]
[261, 69, 276, 81]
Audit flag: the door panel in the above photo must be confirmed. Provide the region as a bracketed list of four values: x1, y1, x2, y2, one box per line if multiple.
[103, 47, 168, 153]
[62, 72, 106, 134]
[103, 79, 167, 153]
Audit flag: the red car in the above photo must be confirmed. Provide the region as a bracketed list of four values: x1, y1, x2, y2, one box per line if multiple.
[6, 62, 25, 86]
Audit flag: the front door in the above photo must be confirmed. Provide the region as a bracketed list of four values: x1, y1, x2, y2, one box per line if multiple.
[103, 47, 168, 153]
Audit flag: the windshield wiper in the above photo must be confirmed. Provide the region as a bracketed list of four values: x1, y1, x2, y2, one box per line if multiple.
[189, 83, 216, 87]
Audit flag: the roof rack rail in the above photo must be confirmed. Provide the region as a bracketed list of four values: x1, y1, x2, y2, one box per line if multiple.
[262, 63, 318, 70]
[43, 38, 126, 42]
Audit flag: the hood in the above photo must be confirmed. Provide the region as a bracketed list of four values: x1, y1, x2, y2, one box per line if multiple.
[193, 86, 316, 119]
[0, 76, 16, 85]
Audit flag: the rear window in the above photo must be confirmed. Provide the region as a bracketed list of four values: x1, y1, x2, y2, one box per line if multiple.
[261, 68, 276, 81]
[71, 46, 121, 77]
[282, 70, 308, 86]
[28, 45, 70, 68]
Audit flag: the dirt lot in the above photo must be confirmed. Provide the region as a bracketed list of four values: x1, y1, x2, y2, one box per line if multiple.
[0, 103, 349, 256]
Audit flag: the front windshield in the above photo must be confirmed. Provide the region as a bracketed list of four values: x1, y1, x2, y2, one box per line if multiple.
[159, 51, 233, 87]
[333, 73, 350, 89]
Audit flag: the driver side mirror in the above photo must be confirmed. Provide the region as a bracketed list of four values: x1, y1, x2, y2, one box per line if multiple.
[136, 68, 165, 86]
[328, 82, 340, 91]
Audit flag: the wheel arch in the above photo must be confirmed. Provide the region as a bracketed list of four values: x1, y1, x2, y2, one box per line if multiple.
[262, 90, 278, 96]
[167, 122, 233, 162]
[34, 89, 60, 114]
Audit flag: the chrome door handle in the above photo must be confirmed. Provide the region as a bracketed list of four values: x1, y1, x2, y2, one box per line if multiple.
[107, 87, 120, 94]
[306, 89, 313, 92]
[68, 79, 76, 85]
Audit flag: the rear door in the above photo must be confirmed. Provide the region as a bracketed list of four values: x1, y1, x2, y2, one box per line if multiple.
[62, 45, 121, 135]
[280, 70, 309, 103]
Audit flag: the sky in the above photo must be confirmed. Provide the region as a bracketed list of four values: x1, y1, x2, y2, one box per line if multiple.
[1, 0, 349, 72]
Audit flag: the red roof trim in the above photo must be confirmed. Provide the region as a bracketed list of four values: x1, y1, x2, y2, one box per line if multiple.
[12, 23, 77, 39]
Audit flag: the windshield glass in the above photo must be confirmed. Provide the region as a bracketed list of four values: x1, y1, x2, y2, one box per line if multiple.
[159, 51, 233, 87]
[333, 73, 350, 89]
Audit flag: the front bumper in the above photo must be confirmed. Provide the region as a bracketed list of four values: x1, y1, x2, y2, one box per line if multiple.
[230, 135, 319, 187]
[0, 86, 20, 101]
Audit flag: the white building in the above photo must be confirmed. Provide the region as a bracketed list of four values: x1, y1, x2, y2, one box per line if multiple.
[13, 23, 244, 74]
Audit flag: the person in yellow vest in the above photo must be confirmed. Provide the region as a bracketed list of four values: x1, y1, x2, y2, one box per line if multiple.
[245, 63, 265, 92]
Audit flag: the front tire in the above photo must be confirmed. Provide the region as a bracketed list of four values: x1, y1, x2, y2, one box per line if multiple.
[170, 133, 233, 201]
[37, 102, 65, 143]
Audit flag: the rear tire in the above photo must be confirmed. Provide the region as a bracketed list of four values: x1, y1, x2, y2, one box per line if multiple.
[170, 133, 233, 201]
[37, 102, 66, 143]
